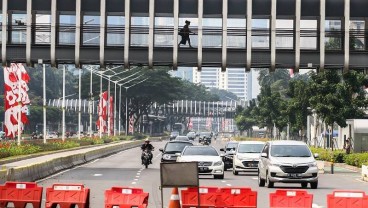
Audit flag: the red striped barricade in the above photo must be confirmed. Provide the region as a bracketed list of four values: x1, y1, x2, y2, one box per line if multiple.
[217, 187, 257, 208]
[327, 190, 368, 208]
[181, 187, 219, 208]
[269, 189, 313, 208]
[0, 181, 43, 208]
[45, 184, 90, 208]
[104, 187, 149, 208]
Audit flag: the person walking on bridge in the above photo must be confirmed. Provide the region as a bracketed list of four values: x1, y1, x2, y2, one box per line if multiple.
[178, 20, 195, 48]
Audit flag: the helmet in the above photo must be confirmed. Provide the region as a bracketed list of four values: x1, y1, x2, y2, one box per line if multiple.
[145, 138, 150, 142]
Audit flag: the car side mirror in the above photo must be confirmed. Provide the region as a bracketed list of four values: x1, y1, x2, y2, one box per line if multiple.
[175, 153, 181, 156]
[314, 153, 319, 158]
[220, 148, 225, 152]
[261, 153, 268, 158]
[159, 148, 163, 152]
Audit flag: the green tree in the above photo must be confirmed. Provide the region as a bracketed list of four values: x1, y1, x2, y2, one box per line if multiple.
[235, 99, 257, 135]
[309, 70, 368, 150]
[287, 79, 312, 140]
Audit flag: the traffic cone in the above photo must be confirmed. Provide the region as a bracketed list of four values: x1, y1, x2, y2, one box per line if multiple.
[168, 187, 181, 208]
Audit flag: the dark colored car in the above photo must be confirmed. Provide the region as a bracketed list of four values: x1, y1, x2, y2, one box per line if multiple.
[186, 131, 196, 141]
[220, 141, 239, 171]
[169, 131, 179, 141]
[199, 132, 212, 144]
[159, 141, 193, 162]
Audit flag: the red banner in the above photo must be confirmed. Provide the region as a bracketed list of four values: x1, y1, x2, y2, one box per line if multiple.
[3, 63, 30, 138]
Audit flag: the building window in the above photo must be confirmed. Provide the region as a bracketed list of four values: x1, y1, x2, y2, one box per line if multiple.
[252, 19, 269, 49]
[131, 16, 149, 46]
[155, 17, 174, 47]
[107, 15, 125, 46]
[59, 14, 76, 45]
[11, 13, 27, 44]
[325, 20, 342, 50]
[276, 19, 293, 49]
[227, 18, 246, 48]
[83, 15, 100, 46]
[300, 20, 317, 50]
[350, 20, 365, 50]
[35, 14, 51, 44]
[203, 18, 222, 48]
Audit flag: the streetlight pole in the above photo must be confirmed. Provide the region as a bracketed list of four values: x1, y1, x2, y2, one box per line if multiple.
[42, 63, 47, 144]
[89, 67, 93, 138]
[118, 84, 122, 135]
[114, 82, 117, 136]
[62, 65, 66, 141]
[78, 67, 81, 140]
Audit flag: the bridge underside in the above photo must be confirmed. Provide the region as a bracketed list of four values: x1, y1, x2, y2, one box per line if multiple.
[4, 45, 368, 69]
[1, 0, 368, 71]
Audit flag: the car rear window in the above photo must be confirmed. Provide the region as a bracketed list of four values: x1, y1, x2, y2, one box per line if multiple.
[183, 147, 218, 156]
[165, 142, 193, 152]
[238, 144, 264, 153]
[270, 145, 311, 157]
[226, 143, 238, 151]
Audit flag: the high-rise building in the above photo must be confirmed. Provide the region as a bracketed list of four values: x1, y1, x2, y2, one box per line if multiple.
[192, 67, 261, 101]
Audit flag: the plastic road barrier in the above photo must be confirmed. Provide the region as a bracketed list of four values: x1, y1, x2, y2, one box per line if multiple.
[217, 187, 257, 208]
[269, 189, 313, 208]
[0, 181, 42, 208]
[181, 187, 219, 208]
[45, 184, 90, 208]
[327, 190, 368, 208]
[105, 187, 149, 208]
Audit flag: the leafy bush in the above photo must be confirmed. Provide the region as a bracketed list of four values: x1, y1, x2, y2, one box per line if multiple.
[35, 141, 80, 152]
[344, 153, 368, 167]
[309, 147, 345, 163]
[0, 142, 42, 159]
[132, 133, 146, 140]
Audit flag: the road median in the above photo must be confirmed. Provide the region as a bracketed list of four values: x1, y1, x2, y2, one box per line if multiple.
[0, 137, 165, 183]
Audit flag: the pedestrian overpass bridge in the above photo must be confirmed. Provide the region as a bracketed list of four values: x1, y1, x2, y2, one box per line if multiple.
[1, 0, 368, 72]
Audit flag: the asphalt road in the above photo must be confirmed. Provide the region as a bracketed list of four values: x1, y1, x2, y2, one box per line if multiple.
[38, 139, 368, 208]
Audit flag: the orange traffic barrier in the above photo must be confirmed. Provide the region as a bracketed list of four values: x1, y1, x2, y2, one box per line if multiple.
[181, 186, 219, 208]
[0, 181, 43, 208]
[217, 187, 257, 208]
[168, 187, 181, 208]
[104, 187, 149, 208]
[45, 184, 90, 208]
[269, 189, 313, 208]
[327, 190, 368, 208]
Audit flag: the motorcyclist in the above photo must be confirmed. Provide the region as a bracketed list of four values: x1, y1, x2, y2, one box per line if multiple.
[141, 138, 154, 164]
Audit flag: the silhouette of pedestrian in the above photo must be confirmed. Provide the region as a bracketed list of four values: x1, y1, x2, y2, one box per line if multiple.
[178, 20, 195, 48]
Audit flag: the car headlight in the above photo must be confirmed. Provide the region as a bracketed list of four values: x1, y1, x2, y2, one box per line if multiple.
[163, 154, 171, 160]
[270, 162, 281, 167]
[308, 162, 317, 167]
[213, 161, 223, 166]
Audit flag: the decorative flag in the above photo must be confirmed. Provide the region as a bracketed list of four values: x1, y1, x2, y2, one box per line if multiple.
[109, 96, 114, 135]
[3, 63, 30, 138]
[129, 115, 134, 134]
[96, 91, 108, 133]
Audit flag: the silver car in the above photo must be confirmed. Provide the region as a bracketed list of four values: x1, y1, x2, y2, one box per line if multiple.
[258, 140, 319, 189]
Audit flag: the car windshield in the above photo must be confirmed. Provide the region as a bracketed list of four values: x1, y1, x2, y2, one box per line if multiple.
[176, 136, 189, 141]
[238, 144, 264, 153]
[226, 143, 238, 151]
[165, 142, 192, 153]
[200, 132, 211, 136]
[271, 145, 312, 157]
[183, 147, 218, 156]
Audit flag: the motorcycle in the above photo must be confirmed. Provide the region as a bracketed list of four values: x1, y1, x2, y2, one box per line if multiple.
[201, 137, 210, 145]
[141, 149, 154, 168]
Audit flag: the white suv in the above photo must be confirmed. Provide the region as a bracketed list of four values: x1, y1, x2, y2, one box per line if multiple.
[258, 140, 319, 189]
[232, 141, 265, 175]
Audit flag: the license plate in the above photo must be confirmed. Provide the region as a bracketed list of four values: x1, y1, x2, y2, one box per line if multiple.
[288, 173, 301, 178]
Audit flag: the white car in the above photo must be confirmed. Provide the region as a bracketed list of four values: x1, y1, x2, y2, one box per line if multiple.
[176, 146, 224, 179]
[258, 140, 319, 189]
[233, 141, 265, 175]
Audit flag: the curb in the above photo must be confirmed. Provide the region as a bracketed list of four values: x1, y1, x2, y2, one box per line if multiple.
[0, 137, 165, 183]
